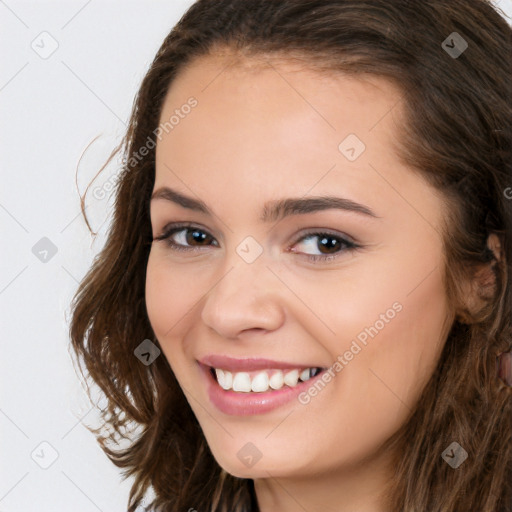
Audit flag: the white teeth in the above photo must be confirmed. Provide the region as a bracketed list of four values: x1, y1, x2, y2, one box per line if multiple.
[213, 367, 320, 392]
[215, 368, 233, 390]
[223, 370, 233, 389]
[232, 372, 252, 392]
[269, 371, 284, 390]
[215, 368, 225, 389]
[283, 369, 299, 387]
[300, 368, 311, 382]
[251, 372, 269, 392]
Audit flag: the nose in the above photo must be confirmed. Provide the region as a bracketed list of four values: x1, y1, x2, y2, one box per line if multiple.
[200, 256, 286, 339]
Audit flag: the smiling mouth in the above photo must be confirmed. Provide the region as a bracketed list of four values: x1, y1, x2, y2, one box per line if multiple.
[208, 366, 326, 393]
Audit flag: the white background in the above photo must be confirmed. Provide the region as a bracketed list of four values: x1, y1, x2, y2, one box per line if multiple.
[1, 1, 511, 511]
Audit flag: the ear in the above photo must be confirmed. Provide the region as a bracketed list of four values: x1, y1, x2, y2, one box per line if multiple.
[455, 233, 501, 324]
[486, 233, 501, 262]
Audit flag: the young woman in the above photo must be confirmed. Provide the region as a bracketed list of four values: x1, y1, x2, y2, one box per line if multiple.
[69, 1, 512, 510]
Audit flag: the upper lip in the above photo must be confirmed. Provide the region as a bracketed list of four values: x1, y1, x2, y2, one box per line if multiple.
[198, 354, 324, 372]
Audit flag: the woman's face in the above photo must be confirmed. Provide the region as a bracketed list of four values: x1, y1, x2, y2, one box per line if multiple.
[146, 54, 453, 479]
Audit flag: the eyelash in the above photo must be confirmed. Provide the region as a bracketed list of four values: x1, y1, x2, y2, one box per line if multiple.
[153, 223, 360, 263]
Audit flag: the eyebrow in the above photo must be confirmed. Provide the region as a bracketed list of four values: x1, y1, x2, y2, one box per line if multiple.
[150, 186, 380, 222]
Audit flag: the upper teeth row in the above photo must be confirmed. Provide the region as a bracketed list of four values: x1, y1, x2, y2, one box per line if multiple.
[215, 368, 318, 392]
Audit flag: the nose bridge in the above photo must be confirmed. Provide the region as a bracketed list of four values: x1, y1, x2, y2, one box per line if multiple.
[213, 232, 272, 296]
[200, 246, 285, 337]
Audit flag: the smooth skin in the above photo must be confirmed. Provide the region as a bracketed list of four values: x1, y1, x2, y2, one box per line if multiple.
[145, 53, 455, 512]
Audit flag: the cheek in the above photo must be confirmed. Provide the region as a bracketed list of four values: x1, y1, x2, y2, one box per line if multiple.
[304, 279, 449, 470]
[371, 271, 451, 405]
[145, 252, 201, 349]
[339, 264, 450, 432]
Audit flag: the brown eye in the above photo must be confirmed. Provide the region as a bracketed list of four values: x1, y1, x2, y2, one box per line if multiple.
[182, 228, 213, 246]
[292, 231, 356, 261]
[153, 224, 218, 251]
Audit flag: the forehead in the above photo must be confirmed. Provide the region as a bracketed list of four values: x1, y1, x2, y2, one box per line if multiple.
[152, 53, 443, 229]
[157, 55, 401, 169]
[158, 53, 403, 134]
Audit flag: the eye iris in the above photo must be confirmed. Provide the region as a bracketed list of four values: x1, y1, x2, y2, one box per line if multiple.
[318, 235, 340, 254]
[187, 229, 210, 245]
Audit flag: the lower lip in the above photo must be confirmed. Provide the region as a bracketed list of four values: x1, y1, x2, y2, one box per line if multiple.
[198, 363, 325, 416]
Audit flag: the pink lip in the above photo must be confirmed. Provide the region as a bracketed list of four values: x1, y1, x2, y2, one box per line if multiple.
[197, 361, 327, 416]
[198, 354, 321, 372]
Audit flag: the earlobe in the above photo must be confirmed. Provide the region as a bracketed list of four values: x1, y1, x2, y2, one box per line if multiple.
[486, 233, 501, 262]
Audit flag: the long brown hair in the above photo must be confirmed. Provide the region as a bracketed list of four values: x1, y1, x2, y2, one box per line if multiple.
[69, 1, 512, 510]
